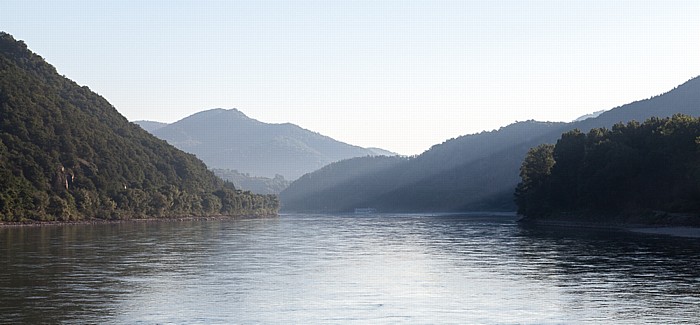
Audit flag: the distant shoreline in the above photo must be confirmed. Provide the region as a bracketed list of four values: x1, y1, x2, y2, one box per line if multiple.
[518, 217, 700, 238]
[627, 227, 700, 238]
[0, 214, 278, 228]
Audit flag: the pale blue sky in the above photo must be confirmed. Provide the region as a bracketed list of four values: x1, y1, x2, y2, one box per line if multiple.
[2, 1, 699, 155]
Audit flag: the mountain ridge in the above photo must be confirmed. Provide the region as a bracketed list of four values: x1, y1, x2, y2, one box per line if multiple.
[140, 108, 397, 180]
[280, 75, 700, 213]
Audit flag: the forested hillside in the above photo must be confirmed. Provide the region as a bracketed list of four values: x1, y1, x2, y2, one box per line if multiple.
[0, 32, 278, 222]
[281, 76, 700, 213]
[516, 115, 700, 225]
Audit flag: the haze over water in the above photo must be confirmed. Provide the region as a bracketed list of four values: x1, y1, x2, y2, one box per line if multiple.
[2, 214, 699, 324]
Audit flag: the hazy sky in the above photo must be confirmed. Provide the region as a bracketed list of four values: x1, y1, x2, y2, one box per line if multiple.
[2, 1, 699, 155]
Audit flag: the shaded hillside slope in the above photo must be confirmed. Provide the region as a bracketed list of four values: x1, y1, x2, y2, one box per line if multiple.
[280, 121, 564, 212]
[0, 32, 277, 222]
[281, 76, 700, 213]
[150, 108, 396, 180]
[280, 155, 409, 212]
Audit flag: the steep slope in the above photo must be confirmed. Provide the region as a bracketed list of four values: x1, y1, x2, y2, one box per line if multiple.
[367, 147, 397, 156]
[150, 108, 396, 180]
[571, 77, 700, 131]
[281, 76, 700, 213]
[573, 110, 606, 122]
[0, 32, 278, 222]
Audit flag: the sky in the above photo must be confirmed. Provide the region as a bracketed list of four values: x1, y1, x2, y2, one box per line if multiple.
[1, 1, 699, 155]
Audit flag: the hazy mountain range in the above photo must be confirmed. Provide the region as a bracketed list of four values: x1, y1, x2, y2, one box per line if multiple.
[135, 109, 396, 181]
[573, 110, 606, 122]
[211, 169, 290, 195]
[133, 121, 167, 133]
[280, 76, 700, 213]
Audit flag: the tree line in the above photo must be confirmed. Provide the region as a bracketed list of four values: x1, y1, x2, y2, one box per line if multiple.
[516, 114, 700, 224]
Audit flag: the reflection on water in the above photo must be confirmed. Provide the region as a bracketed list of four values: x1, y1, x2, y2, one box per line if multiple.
[1, 214, 699, 324]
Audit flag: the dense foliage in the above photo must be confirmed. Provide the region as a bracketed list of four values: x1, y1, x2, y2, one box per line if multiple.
[0, 32, 278, 221]
[212, 169, 290, 195]
[516, 115, 700, 222]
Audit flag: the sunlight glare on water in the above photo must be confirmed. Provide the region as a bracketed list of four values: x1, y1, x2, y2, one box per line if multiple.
[1, 214, 699, 324]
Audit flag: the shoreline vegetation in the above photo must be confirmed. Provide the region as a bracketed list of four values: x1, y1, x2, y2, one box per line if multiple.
[4, 212, 699, 239]
[0, 214, 278, 228]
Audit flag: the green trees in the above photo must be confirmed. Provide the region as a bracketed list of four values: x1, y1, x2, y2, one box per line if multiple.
[0, 32, 278, 222]
[516, 114, 700, 222]
[514, 144, 555, 216]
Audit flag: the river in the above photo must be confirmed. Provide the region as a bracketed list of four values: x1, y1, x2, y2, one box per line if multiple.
[1, 214, 699, 324]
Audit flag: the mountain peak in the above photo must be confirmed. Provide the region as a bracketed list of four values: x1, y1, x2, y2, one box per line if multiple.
[198, 107, 249, 119]
[150, 108, 396, 180]
[220, 108, 250, 119]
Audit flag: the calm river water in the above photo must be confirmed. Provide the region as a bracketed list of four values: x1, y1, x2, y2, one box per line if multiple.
[1, 214, 699, 324]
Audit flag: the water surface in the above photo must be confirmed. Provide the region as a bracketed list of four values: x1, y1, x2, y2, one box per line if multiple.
[1, 214, 699, 324]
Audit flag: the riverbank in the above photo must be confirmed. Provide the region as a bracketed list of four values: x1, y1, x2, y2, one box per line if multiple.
[0, 214, 278, 228]
[518, 217, 700, 238]
[628, 227, 700, 238]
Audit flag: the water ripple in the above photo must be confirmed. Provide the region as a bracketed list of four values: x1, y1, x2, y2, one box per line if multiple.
[1, 214, 700, 324]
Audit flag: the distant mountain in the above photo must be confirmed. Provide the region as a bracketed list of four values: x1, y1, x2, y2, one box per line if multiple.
[134, 120, 168, 133]
[281, 156, 409, 212]
[0, 32, 278, 222]
[280, 76, 700, 213]
[572, 76, 700, 131]
[573, 110, 606, 122]
[367, 147, 397, 157]
[148, 108, 396, 180]
[135, 118, 294, 194]
[280, 121, 565, 212]
[212, 169, 290, 195]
